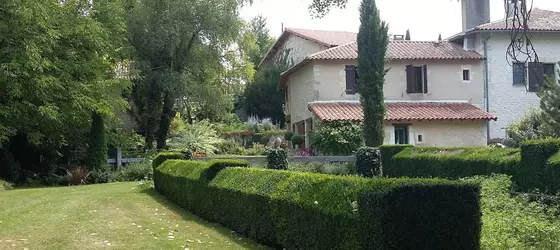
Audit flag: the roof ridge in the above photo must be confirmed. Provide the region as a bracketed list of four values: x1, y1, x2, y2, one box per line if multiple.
[285, 27, 358, 34]
[306, 41, 357, 59]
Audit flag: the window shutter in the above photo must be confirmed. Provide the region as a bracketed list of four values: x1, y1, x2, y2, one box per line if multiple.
[528, 62, 544, 92]
[345, 65, 356, 94]
[406, 65, 414, 93]
[423, 65, 428, 93]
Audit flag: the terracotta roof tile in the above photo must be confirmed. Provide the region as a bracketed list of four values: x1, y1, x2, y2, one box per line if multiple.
[308, 41, 484, 60]
[284, 28, 357, 47]
[308, 101, 497, 122]
[447, 8, 560, 41]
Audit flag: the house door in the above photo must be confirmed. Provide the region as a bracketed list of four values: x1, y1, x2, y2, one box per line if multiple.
[394, 125, 409, 144]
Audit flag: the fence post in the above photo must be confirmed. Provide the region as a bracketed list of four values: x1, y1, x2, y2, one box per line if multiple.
[116, 147, 122, 169]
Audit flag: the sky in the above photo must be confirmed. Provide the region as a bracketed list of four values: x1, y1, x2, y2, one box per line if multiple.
[241, 0, 560, 41]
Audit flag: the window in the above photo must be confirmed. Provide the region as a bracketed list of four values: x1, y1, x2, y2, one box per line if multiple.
[526, 62, 557, 92]
[512, 62, 526, 86]
[406, 65, 428, 94]
[463, 69, 470, 81]
[345, 65, 358, 94]
[394, 125, 409, 144]
[544, 63, 556, 78]
[417, 134, 424, 143]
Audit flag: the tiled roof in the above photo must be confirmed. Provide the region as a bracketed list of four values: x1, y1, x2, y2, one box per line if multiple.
[308, 101, 497, 122]
[447, 8, 560, 41]
[284, 28, 357, 47]
[308, 41, 484, 60]
[258, 28, 357, 68]
[476, 8, 560, 31]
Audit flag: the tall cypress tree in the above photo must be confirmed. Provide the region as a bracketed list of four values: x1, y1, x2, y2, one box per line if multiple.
[405, 29, 411, 40]
[538, 68, 560, 137]
[357, 0, 389, 147]
[87, 111, 108, 171]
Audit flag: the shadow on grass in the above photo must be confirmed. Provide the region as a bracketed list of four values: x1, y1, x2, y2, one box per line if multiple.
[140, 187, 272, 250]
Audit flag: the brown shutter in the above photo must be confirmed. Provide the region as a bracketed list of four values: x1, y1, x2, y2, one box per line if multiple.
[406, 65, 414, 93]
[345, 65, 356, 94]
[423, 64, 428, 93]
[528, 62, 544, 92]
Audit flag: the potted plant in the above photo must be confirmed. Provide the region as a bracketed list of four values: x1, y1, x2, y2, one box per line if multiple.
[291, 134, 304, 149]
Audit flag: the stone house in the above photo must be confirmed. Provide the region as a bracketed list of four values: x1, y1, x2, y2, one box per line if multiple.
[447, 0, 560, 139]
[260, 28, 496, 147]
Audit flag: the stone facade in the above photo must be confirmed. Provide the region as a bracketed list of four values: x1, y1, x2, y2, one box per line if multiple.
[473, 33, 560, 139]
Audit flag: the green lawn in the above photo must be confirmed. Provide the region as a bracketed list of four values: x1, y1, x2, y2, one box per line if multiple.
[0, 182, 266, 250]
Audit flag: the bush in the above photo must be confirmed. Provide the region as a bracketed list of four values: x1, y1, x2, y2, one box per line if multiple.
[463, 175, 560, 249]
[119, 160, 153, 181]
[386, 147, 521, 179]
[66, 166, 89, 185]
[290, 134, 303, 146]
[266, 149, 288, 170]
[310, 121, 363, 155]
[214, 139, 244, 155]
[379, 144, 412, 171]
[0, 179, 13, 190]
[284, 131, 294, 141]
[355, 147, 380, 177]
[154, 161, 482, 249]
[507, 107, 545, 147]
[152, 151, 185, 170]
[516, 138, 560, 193]
[167, 119, 224, 154]
[359, 181, 481, 249]
[87, 170, 110, 184]
[242, 143, 267, 156]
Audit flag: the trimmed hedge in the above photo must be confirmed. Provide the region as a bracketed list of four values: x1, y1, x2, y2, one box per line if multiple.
[154, 160, 482, 249]
[385, 147, 520, 179]
[152, 151, 185, 170]
[355, 147, 380, 177]
[359, 183, 481, 249]
[516, 139, 560, 193]
[266, 149, 288, 169]
[379, 144, 412, 172]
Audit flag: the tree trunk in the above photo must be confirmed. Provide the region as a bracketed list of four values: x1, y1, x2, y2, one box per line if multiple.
[156, 92, 175, 150]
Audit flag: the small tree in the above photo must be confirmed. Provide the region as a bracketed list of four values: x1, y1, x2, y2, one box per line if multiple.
[405, 29, 411, 40]
[538, 68, 560, 137]
[357, 0, 389, 147]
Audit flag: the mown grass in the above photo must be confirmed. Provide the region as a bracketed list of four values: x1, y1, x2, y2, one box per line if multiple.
[0, 182, 266, 250]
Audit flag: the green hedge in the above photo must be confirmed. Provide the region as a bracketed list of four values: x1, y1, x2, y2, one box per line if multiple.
[379, 145, 412, 174]
[152, 151, 185, 170]
[385, 147, 520, 179]
[516, 139, 560, 193]
[355, 147, 380, 177]
[266, 149, 288, 169]
[359, 182, 481, 249]
[154, 160, 482, 249]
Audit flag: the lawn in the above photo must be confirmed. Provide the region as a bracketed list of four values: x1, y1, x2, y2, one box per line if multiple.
[0, 182, 267, 250]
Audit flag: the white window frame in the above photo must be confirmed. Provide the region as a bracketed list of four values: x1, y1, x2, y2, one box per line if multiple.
[461, 65, 472, 83]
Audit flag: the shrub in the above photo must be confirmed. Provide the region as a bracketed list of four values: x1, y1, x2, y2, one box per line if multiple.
[386, 147, 520, 179]
[463, 175, 560, 249]
[290, 134, 303, 146]
[355, 147, 380, 177]
[167, 119, 224, 154]
[516, 138, 560, 193]
[379, 144, 412, 172]
[310, 121, 363, 155]
[154, 161, 482, 249]
[152, 151, 184, 170]
[120, 160, 153, 181]
[242, 143, 267, 156]
[86, 112, 108, 171]
[266, 149, 288, 170]
[66, 166, 89, 185]
[358, 181, 481, 249]
[214, 139, 244, 155]
[287, 162, 355, 175]
[284, 131, 294, 141]
[87, 170, 110, 184]
[0, 179, 13, 190]
[507, 107, 545, 147]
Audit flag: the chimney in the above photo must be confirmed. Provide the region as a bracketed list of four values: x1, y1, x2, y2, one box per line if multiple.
[461, 0, 490, 31]
[393, 34, 405, 41]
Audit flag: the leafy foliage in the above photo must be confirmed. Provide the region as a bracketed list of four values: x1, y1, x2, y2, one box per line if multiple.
[311, 121, 363, 155]
[357, 0, 389, 147]
[152, 151, 185, 170]
[167, 118, 224, 154]
[517, 138, 560, 193]
[355, 147, 380, 177]
[119, 160, 153, 181]
[463, 175, 560, 249]
[266, 149, 288, 170]
[0, 0, 130, 181]
[507, 107, 544, 147]
[538, 69, 560, 137]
